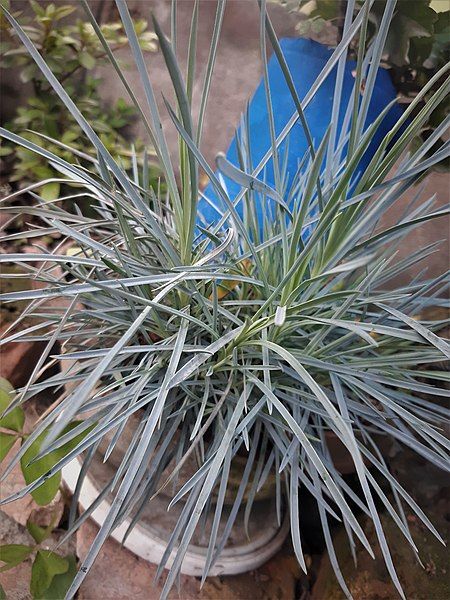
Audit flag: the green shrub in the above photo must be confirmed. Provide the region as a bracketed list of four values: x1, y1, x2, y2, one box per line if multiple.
[0, 0, 159, 200]
[278, 0, 450, 168]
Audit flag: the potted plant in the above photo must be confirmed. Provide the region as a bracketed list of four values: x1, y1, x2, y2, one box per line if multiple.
[0, 1, 449, 599]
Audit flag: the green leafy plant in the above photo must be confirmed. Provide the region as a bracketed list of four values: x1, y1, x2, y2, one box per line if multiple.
[0, 378, 89, 598]
[0, 377, 92, 505]
[277, 0, 450, 166]
[0, 378, 24, 462]
[0, 1, 449, 600]
[0, 515, 77, 600]
[0, 0, 159, 199]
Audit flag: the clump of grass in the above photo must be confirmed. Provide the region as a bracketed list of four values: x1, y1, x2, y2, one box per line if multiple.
[0, 1, 449, 599]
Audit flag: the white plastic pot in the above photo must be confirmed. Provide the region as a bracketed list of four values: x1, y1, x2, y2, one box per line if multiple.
[62, 454, 289, 576]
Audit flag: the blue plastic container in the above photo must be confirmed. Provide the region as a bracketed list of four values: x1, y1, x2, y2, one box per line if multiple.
[198, 38, 403, 232]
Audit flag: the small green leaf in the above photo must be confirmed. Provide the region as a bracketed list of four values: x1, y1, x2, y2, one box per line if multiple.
[0, 582, 6, 600]
[0, 382, 24, 433]
[53, 5, 76, 20]
[30, 550, 68, 599]
[21, 422, 94, 506]
[43, 555, 77, 600]
[0, 545, 34, 572]
[26, 512, 58, 544]
[39, 182, 60, 201]
[20, 434, 62, 506]
[0, 433, 16, 463]
[29, 0, 45, 17]
[79, 51, 96, 70]
[0, 379, 13, 394]
[26, 522, 47, 545]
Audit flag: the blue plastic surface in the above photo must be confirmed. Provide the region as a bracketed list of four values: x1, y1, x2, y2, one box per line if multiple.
[198, 38, 404, 231]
